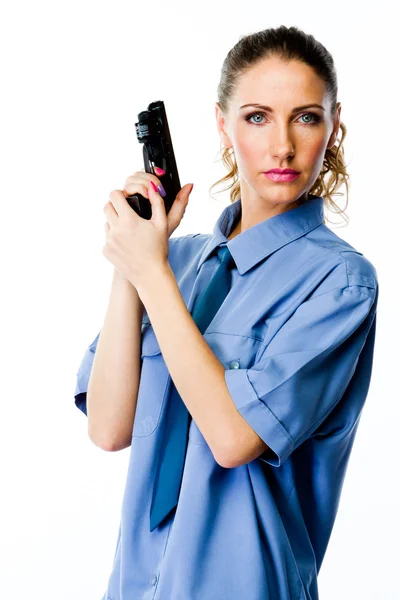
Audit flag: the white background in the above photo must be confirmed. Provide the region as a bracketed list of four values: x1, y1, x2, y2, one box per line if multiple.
[1, 0, 398, 598]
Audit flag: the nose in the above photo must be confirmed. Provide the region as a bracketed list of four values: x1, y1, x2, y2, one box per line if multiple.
[268, 124, 295, 159]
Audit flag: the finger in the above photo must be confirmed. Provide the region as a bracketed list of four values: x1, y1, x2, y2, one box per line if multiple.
[124, 170, 147, 186]
[108, 189, 136, 218]
[121, 182, 150, 200]
[103, 200, 119, 226]
[148, 180, 167, 223]
[123, 171, 164, 195]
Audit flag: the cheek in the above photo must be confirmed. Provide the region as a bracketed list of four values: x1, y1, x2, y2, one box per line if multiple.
[305, 138, 327, 161]
[232, 133, 261, 173]
[304, 138, 328, 176]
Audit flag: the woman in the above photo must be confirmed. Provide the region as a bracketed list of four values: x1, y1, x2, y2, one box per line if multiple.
[74, 25, 379, 600]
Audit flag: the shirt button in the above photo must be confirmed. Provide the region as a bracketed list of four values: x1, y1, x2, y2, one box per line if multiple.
[229, 360, 240, 369]
[152, 575, 158, 586]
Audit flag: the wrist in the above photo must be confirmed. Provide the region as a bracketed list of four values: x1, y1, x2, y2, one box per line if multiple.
[112, 268, 138, 294]
[136, 262, 173, 303]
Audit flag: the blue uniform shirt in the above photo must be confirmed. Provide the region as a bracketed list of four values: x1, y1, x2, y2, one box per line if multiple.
[74, 195, 378, 600]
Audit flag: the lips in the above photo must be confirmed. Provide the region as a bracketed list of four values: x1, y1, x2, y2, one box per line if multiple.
[264, 172, 300, 182]
[265, 169, 300, 174]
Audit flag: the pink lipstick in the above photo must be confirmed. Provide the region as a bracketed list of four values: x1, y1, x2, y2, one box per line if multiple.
[264, 172, 300, 182]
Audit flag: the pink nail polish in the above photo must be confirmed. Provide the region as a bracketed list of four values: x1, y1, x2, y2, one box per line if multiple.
[155, 166, 165, 175]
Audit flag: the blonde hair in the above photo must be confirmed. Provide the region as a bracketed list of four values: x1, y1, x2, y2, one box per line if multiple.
[209, 25, 350, 226]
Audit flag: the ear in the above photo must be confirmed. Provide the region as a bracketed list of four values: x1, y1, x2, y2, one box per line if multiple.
[215, 102, 233, 150]
[326, 102, 341, 150]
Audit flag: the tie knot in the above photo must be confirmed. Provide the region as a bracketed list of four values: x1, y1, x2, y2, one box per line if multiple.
[217, 245, 236, 269]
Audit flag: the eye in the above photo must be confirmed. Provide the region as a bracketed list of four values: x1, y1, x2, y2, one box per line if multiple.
[244, 111, 322, 126]
[299, 112, 321, 125]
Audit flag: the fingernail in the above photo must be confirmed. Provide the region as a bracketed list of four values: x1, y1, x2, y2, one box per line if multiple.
[157, 183, 167, 197]
[154, 166, 165, 175]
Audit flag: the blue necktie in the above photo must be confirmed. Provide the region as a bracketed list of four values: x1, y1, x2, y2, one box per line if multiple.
[150, 244, 236, 532]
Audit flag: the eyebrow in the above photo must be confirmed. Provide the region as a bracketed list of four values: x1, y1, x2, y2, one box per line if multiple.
[239, 103, 325, 113]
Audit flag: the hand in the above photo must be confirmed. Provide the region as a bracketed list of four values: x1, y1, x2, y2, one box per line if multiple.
[103, 166, 194, 291]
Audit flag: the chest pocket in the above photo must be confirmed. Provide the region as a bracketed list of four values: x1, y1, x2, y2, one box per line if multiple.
[133, 325, 262, 441]
[131, 323, 170, 437]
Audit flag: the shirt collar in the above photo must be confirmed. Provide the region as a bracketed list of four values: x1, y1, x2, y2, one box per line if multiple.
[196, 194, 325, 275]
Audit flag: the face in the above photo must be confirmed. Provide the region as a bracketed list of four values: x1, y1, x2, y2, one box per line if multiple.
[215, 56, 341, 223]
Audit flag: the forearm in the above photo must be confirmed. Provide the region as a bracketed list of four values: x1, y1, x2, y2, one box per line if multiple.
[87, 268, 144, 451]
[137, 263, 244, 467]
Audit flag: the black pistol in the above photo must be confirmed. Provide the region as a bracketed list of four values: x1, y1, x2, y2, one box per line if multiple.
[126, 100, 182, 220]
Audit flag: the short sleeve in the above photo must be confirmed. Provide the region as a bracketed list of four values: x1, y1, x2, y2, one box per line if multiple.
[72, 237, 188, 416]
[74, 330, 101, 416]
[224, 285, 378, 467]
[73, 253, 179, 417]
[73, 298, 159, 416]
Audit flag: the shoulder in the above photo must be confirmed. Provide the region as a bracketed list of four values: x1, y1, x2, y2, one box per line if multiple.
[302, 223, 378, 293]
[168, 233, 211, 269]
[168, 233, 210, 255]
[169, 233, 208, 246]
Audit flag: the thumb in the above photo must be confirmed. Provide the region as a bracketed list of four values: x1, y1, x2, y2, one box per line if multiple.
[175, 182, 194, 210]
[167, 183, 194, 234]
[179, 183, 194, 201]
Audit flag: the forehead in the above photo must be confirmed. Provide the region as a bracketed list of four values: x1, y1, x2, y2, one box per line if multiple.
[231, 57, 327, 108]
